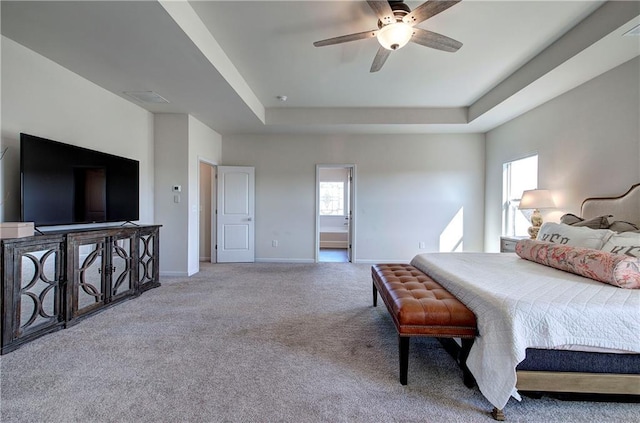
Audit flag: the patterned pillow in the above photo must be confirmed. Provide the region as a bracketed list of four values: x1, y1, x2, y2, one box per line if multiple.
[559, 213, 611, 229]
[608, 220, 639, 233]
[536, 222, 614, 250]
[601, 232, 640, 258]
[516, 239, 640, 289]
[559, 213, 583, 225]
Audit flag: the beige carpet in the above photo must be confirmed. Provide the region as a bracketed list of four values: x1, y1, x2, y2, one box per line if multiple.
[0, 262, 637, 422]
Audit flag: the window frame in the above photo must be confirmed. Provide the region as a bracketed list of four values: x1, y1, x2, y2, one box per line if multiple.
[319, 181, 346, 216]
[502, 155, 539, 237]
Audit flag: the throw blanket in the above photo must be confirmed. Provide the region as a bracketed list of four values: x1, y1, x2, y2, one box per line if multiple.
[410, 253, 640, 410]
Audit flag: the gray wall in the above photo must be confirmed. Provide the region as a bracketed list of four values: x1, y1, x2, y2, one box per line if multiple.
[222, 133, 485, 263]
[484, 57, 640, 251]
[154, 114, 222, 276]
[4, 32, 637, 269]
[2, 36, 222, 277]
[1, 36, 154, 225]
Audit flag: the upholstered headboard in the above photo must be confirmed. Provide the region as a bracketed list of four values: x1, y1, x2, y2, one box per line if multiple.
[581, 183, 640, 227]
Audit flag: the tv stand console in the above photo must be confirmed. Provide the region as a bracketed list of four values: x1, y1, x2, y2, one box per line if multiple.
[1, 224, 160, 354]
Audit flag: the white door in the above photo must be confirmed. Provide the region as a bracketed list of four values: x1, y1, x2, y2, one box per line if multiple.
[216, 166, 255, 263]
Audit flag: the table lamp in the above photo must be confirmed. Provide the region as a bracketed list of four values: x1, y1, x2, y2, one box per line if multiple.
[518, 189, 556, 239]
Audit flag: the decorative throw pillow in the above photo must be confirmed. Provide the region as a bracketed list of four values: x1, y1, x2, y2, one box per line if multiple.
[608, 220, 639, 233]
[516, 239, 640, 289]
[559, 213, 583, 225]
[559, 213, 611, 229]
[536, 222, 614, 250]
[601, 232, 640, 258]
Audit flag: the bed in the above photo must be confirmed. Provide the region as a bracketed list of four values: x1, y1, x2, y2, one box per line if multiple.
[410, 184, 640, 419]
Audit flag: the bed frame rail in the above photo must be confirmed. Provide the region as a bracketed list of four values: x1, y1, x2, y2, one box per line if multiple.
[516, 371, 640, 395]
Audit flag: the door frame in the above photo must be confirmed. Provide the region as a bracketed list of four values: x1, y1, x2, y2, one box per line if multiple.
[315, 164, 356, 263]
[210, 164, 217, 264]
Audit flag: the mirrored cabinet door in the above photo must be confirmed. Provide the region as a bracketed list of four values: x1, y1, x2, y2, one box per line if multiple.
[70, 237, 108, 318]
[110, 234, 135, 301]
[1, 236, 66, 353]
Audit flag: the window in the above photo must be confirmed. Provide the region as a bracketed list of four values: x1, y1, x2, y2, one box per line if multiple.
[319, 182, 345, 216]
[502, 155, 538, 236]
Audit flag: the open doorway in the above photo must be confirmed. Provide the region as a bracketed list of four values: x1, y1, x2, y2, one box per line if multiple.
[316, 165, 356, 263]
[199, 161, 217, 263]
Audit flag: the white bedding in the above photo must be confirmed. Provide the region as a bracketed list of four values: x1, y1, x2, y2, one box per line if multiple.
[410, 252, 640, 410]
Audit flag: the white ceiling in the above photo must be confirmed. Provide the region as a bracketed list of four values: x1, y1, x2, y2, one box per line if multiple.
[2, 1, 639, 135]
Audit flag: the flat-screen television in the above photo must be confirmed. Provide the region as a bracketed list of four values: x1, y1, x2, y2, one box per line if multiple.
[20, 133, 139, 226]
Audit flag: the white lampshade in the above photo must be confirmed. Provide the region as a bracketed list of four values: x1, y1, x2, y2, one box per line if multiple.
[518, 189, 556, 210]
[377, 23, 413, 50]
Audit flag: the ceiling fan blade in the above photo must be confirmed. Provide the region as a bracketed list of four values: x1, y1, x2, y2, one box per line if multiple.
[313, 29, 378, 47]
[411, 28, 462, 52]
[403, 0, 461, 26]
[370, 46, 391, 72]
[367, 0, 395, 26]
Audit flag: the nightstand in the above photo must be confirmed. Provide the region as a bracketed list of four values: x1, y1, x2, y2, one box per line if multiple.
[500, 236, 528, 253]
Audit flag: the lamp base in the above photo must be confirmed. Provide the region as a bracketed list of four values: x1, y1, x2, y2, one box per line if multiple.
[528, 209, 543, 239]
[527, 225, 540, 239]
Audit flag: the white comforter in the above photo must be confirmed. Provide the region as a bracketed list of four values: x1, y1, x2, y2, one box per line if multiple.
[410, 252, 640, 410]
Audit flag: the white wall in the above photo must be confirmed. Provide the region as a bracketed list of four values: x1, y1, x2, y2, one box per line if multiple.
[222, 133, 485, 263]
[187, 115, 221, 274]
[154, 114, 189, 276]
[484, 57, 640, 251]
[0, 36, 154, 224]
[1, 38, 222, 278]
[154, 114, 221, 276]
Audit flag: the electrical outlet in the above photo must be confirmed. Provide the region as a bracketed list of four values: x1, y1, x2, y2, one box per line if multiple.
[419, 241, 426, 249]
[272, 240, 278, 247]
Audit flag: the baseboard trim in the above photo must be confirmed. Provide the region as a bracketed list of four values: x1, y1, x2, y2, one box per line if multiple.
[354, 259, 411, 264]
[160, 271, 190, 278]
[256, 258, 315, 263]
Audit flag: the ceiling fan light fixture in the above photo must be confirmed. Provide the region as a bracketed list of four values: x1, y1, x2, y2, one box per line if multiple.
[377, 22, 413, 50]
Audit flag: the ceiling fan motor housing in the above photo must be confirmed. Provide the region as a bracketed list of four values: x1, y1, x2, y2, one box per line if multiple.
[377, 1, 410, 29]
[389, 1, 411, 13]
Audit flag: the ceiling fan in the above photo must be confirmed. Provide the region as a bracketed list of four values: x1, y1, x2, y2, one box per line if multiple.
[313, 0, 462, 72]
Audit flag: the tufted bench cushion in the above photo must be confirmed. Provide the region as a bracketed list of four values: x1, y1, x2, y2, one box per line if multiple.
[372, 264, 477, 337]
[372, 263, 477, 385]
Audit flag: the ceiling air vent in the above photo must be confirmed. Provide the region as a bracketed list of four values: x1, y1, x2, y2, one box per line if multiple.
[123, 91, 170, 104]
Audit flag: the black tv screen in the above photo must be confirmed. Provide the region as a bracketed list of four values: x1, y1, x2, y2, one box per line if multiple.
[20, 133, 139, 226]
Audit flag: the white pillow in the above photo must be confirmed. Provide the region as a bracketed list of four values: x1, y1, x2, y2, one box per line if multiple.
[601, 232, 640, 257]
[536, 222, 614, 250]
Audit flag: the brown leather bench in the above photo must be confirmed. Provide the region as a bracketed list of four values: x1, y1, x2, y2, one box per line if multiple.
[371, 263, 477, 386]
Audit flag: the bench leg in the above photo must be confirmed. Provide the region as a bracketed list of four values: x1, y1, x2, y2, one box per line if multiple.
[399, 335, 409, 385]
[372, 280, 378, 307]
[437, 337, 476, 388]
[460, 338, 476, 388]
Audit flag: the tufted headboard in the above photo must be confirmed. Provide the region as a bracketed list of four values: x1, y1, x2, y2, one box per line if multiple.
[581, 183, 640, 227]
